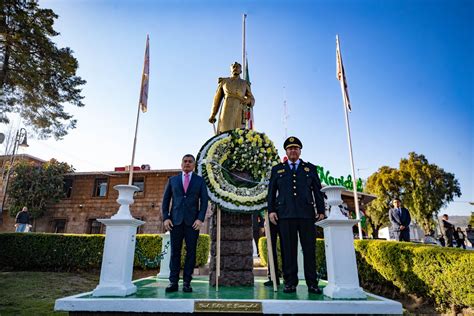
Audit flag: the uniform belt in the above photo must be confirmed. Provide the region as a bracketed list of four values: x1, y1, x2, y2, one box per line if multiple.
[225, 93, 246, 103]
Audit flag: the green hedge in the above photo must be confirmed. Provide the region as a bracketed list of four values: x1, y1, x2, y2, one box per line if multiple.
[258, 237, 473, 312]
[258, 237, 326, 278]
[0, 233, 210, 271]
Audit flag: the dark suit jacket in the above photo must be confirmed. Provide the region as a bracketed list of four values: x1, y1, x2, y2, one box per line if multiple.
[442, 219, 455, 238]
[389, 207, 411, 238]
[162, 172, 209, 226]
[267, 160, 325, 219]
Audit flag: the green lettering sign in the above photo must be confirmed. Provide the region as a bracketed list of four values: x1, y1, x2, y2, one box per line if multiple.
[315, 165, 363, 192]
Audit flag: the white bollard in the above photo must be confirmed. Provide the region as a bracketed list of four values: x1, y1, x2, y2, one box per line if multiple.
[158, 232, 171, 279]
[316, 186, 366, 299]
[92, 185, 144, 297]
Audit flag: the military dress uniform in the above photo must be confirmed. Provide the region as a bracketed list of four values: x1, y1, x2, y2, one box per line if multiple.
[267, 137, 325, 292]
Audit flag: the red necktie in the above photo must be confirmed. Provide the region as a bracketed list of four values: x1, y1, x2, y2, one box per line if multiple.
[184, 173, 190, 193]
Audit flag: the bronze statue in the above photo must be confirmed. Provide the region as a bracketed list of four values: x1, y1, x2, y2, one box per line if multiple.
[209, 62, 255, 134]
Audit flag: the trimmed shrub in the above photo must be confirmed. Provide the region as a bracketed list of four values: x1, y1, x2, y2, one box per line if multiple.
[355, 240, 473, 311]
[258, 237, 326, 279]
[258, 237, 474, 311]
[0, 233, 210, 271]
[0, 233, 104, 270]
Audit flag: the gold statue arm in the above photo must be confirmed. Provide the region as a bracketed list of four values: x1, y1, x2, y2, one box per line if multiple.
[245, 82, 255, 107]
[210, 78, 224, 123]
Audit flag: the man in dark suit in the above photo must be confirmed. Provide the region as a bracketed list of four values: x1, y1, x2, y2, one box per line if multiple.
[441, 214, 455, 247]
[162, 154, 209, 293]
[389, 198, 411, 242]
[267, 136, 325, 294]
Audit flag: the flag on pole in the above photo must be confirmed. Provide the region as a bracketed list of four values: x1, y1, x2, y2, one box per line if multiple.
[139, 35, 150, 113]
[244, 57, 254, 130]
[336, 35, 351, 112]
[244, 58, 251, 85]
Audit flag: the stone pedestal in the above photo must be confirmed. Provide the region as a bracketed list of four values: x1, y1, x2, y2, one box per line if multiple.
[316, 186, 366, 299]
[92, 185, 144, 297]
[157, 232, 171, 279]
[209, 209, 254, 286]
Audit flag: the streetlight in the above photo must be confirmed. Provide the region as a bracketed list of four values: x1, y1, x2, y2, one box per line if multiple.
[0, 128, 29, 215]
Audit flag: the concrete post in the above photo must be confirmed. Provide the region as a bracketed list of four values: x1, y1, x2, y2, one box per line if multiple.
[158, 232, 171, 279]
[92, 185, 144, 297]
[316, 186, 366, 299]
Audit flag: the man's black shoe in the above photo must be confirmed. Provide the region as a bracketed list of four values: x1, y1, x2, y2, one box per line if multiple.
[308, 285, 322, 294]
[183, 283, 193, 293]
[283, 285, 296, 293]
[264, 279, 280, 287]
[165, 283, 178, 293]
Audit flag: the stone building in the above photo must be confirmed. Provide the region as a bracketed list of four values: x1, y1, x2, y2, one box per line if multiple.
[0, 154, 185, 234]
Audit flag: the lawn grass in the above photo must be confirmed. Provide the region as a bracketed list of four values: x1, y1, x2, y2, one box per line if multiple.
[0, 271, 99, 316]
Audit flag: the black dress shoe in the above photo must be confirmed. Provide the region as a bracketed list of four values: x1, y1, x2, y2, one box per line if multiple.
[264, 279, 280, 287]
[283, 285, 296, 293]
[183, 283, 193, 293]
[165, 283, 178, 293]
[308, 285, 322, 294]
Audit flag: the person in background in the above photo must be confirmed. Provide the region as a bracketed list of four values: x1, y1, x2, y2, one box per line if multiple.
[15, 206, 30, 232]
[252, 210, 264, 256]
[441, 214, 455, 247]
[466, 224, 474, 248]
[388, 198, 411, 242]
[454, 227, 466, 249]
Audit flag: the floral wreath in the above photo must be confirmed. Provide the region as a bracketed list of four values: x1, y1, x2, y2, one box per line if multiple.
[197, 129, 280, 213]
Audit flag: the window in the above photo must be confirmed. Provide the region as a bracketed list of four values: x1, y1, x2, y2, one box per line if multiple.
[52, 219, 66, 233]
[93, 178, 108, 197]
[132, 177, 145, 197]
[63, 178, 74, 198]
[88, 219, 104, 234]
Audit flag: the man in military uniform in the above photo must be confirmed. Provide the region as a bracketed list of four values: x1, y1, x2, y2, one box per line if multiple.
[209, 62, 255, 134]
[267, 137, 325, 294]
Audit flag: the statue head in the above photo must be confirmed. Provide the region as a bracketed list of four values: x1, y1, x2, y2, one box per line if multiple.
[230, 62, 242, 77]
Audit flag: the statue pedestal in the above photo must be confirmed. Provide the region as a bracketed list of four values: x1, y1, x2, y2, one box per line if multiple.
[92, 185, 144, 297]
[209, 210, 254, 286]
[317, 186, 366, 299]
[157, 232, 171, 279]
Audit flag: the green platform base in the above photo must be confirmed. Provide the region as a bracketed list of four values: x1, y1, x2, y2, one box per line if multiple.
[55, 276, 403, 314]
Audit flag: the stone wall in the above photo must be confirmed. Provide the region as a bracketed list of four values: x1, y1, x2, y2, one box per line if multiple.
[0, 169, 181, 234]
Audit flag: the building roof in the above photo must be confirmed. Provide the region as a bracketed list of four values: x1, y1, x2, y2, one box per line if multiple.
[65, 169, 181, 177]
[0, 154, 46, 163]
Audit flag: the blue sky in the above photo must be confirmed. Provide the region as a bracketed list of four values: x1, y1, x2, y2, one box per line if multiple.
[4, 0, 473, 216]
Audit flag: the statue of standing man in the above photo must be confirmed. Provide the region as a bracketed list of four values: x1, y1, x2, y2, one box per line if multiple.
[209, 62, 255, 134]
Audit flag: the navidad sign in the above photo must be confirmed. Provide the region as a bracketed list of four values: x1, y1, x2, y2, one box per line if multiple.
[316, 165, 363, 192]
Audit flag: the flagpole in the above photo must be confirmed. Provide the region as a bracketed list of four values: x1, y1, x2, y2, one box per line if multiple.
[336, 35, 363, 240]
[129, 35, 150, 185]
[264, 210, 278, 292]
[128, 101, 141, 185]
[242, 13, 246, 73]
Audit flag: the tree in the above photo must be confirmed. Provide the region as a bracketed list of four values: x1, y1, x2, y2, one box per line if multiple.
[1, 0, 86, 139]
[399, 152, 461, 234]
[7, 159, 73, 219]
[364, 166, 403, 238]
[469, 212, 474, 227]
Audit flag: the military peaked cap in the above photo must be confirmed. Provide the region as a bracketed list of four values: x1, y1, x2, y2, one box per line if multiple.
[284, 136, 303, 150]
